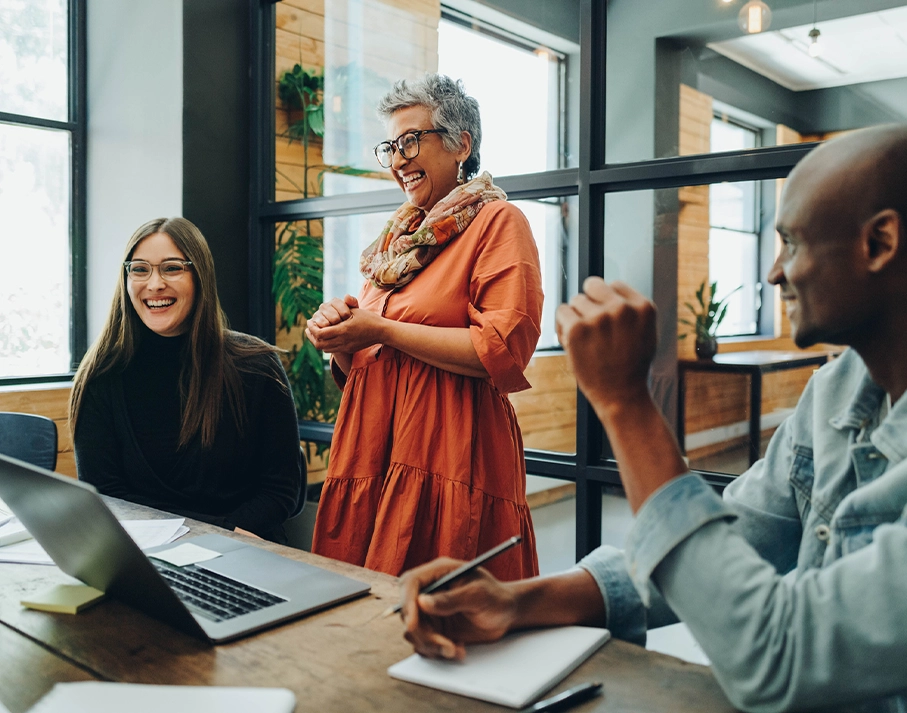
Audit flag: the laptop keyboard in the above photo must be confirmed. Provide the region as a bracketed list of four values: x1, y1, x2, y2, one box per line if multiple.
[151, 559, 287, 622]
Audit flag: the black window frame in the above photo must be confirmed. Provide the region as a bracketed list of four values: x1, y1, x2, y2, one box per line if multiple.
[249, 0, 818, 561]
[0, 0, 87, 386]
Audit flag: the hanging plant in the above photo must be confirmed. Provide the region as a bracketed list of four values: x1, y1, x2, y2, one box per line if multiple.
[274, 65, 333, 429]
[278, 64, 325, 145]
[272, 63, 389, 426]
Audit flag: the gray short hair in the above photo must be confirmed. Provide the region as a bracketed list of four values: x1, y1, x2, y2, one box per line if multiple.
[376, 74, 482, 180]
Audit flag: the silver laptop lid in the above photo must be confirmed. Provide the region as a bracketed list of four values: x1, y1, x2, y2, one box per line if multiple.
[0, 453, 207, 638]
[0, 453, 372, 644]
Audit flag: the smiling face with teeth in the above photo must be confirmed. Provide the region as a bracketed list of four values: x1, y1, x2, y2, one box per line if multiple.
[386, 105, 471, 212]
[126, 232, 196, 338]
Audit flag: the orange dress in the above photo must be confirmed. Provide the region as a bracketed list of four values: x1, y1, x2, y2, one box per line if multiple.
[311, 201, 543, 580]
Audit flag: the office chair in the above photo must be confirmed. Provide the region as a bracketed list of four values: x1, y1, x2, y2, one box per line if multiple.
[0, 412, 58, 471]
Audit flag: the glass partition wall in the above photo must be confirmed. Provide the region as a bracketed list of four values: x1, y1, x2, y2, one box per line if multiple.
[251, 0, 907, 559]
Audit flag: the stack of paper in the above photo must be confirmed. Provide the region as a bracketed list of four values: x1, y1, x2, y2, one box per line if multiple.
[0, 495, 13, 526]
[0, 518, 188, 565]
[0, 518, 30, 547]
[29, 682, 296, 713]
[1, 495, 31, 546]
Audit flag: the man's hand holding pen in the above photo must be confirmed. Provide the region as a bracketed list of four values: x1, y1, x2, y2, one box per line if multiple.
[399, 556, 520, 660]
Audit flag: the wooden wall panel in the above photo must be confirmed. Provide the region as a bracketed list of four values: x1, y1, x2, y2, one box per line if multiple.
[0, 386, 75, 478]
[682, 365, 817, 436]
[283, 0, 323, 13]
[509, 353, 576, 454]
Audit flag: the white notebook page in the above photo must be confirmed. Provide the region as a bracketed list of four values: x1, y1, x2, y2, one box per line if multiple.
[388, 625, 610, 708]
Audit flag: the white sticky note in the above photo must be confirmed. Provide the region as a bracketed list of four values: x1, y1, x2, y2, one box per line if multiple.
[149, 543, 222, 567]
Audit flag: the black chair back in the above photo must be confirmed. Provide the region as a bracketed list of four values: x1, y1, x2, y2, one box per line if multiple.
[0, 412, 58, 471]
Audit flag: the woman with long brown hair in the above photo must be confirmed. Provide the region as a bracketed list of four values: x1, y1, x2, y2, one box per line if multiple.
[69, 217, 302, 541]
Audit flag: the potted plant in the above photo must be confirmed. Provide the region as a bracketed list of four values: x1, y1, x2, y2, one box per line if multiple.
[679, 280, 741, 359]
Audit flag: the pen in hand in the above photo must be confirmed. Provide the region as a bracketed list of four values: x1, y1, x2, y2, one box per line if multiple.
[383, 535, 522, 618]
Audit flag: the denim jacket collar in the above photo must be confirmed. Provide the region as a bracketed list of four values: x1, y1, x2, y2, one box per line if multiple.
[828, 356, 907, 465]
[828, 369, 885, 432]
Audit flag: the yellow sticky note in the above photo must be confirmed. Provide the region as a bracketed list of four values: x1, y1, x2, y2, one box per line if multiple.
[21, 584, 106, 614]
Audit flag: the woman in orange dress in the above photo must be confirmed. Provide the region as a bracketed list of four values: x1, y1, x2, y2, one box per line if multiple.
[306, 74, 542, 580]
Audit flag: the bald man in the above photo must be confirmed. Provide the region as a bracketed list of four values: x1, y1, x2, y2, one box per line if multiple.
[398, 125, 907, 713]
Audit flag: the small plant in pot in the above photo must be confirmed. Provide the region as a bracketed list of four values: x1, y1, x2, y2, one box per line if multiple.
[679, 280, 741, 359]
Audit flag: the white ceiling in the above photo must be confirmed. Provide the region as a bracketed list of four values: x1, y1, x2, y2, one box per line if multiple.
[708, 5, 907, 91]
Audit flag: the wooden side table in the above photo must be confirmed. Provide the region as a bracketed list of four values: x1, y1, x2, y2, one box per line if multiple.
[677, 350, 832, 467]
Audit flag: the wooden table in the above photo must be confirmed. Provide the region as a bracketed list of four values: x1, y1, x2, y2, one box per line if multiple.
[678, 350, 831, 467]
[0, 498, 739, 713]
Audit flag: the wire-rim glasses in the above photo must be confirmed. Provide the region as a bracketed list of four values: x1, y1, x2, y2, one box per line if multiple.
[124, 259, 193, 282]
[374, 128, 447, 168]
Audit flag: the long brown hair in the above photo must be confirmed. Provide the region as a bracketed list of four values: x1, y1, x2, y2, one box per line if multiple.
[69, 217, 282, 448]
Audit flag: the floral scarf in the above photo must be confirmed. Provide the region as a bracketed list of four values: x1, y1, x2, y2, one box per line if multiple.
[359, 171, 506, 289]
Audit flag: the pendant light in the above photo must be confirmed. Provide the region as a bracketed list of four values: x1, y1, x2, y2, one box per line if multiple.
[808, 0, 822, 57]
[739, 0, 772, 34]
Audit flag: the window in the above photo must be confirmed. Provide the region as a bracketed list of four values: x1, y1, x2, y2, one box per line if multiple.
[709, 119, 761, 336]
[438, 14, 567, 176]
[0, 0, 84, 380]
[438, 13, 572, 349]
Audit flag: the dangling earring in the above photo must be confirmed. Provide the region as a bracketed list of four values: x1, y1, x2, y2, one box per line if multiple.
[457, 162, 465, 185]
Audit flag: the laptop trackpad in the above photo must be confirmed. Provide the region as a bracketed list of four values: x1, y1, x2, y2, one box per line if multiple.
[198, 546, 323, 590]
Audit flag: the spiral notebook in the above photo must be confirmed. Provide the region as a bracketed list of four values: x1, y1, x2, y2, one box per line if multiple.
[388, 625, 610, 709]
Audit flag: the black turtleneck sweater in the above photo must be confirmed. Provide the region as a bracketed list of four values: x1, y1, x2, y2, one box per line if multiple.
[74, 327, 302, 541]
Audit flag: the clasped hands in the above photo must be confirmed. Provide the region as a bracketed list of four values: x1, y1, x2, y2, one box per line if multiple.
[305, 294, 384, 355]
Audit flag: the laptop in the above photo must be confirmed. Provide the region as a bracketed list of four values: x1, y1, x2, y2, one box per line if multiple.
[0, 453, 371, 643]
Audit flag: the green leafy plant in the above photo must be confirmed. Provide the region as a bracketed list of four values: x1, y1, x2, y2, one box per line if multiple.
[278, 64, 325, 151]
[274, 65, 333, 431]
[273, 222, 331, 417]
[276, 65, 385, 198]
[273, 65, 373, 430]
[679, 280, 742, 341]
[273, 63, 392, 429]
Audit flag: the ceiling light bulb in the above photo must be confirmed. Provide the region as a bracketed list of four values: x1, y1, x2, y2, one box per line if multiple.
[738, 0, 772, 34]
[808, 27, 822, 57]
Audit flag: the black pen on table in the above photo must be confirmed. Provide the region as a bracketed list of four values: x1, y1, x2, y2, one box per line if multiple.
[382, 535, 521, 618]
[519, 681, 603, 713]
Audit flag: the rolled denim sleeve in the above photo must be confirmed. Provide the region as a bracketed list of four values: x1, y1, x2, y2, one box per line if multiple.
[625, 473, 737, 605]
[577, 541, 686, 644]
[577, 546, 647, 645]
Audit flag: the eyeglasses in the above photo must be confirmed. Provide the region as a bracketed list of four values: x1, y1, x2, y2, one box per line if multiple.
[373, 128, 447, 168]
[124, 259, 193, 282]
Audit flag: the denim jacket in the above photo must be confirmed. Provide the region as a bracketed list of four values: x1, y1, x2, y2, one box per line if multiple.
[578, 349, 907, 713]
